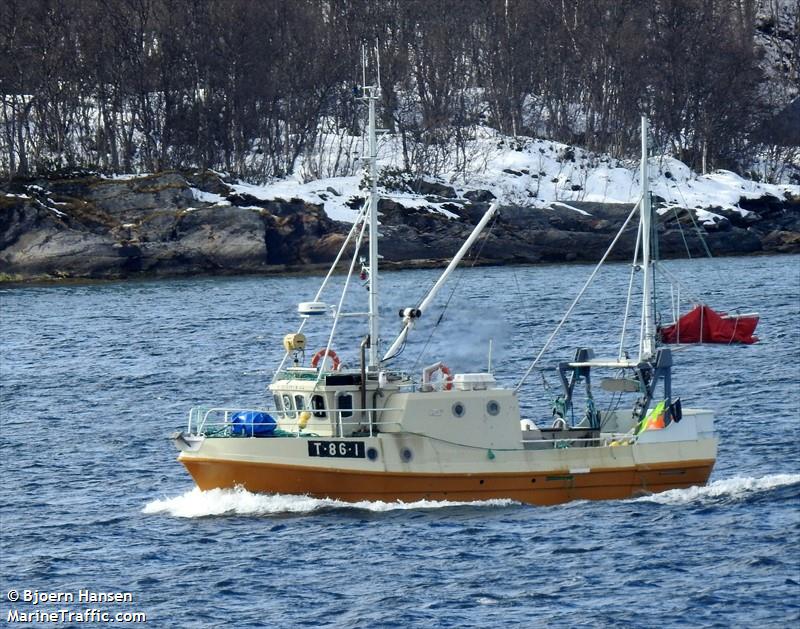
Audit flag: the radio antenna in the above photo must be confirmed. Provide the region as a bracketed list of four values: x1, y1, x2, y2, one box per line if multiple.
[361, 44, 367, 95]
[375, 39, 381, 92]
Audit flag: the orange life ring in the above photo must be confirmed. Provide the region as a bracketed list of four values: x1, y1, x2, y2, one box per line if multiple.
[427, 363, 453, 390]
[440, 364, 453, 390]
[311, 348, 341, 371]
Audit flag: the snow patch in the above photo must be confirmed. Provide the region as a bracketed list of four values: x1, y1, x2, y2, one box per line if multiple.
[696, 208, 726, 226]
[104, 173, 152, 181]
[550, 201, 591, 216]
[190, 187, 231, 206]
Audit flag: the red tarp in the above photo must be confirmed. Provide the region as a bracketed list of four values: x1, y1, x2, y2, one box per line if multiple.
[659, 304, 759, 344]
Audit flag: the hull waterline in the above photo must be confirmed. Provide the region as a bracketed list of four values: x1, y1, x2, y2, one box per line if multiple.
[179, 456, 715, 506]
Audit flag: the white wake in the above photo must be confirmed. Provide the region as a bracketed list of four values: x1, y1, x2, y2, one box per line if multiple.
[142, 486, 516, 518]
[143, 474, 799, 518]
[633, 473, 800, 505]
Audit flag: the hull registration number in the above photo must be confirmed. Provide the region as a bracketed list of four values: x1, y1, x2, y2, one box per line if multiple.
[308, 440, 366, 459]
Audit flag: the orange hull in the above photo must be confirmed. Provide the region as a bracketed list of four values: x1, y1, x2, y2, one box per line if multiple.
[180, 457, 715, 505]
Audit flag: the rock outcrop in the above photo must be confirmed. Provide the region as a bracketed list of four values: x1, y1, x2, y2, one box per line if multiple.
[1, 170, 797, 281]
[0, 171, 346, 279]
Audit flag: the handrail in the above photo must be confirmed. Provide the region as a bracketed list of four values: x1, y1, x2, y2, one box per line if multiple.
[186, 405, 644, 451]
[520, 433, 637, 447]
[187, 405, 404, 438]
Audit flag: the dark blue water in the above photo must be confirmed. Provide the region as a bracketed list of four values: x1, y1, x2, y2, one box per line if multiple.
[1, 255, 799, 628]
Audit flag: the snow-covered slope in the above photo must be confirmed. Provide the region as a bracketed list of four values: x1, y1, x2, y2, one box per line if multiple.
[204, 127, 799, 226]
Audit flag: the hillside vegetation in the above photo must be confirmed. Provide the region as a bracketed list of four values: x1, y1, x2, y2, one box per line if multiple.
[1, 0, 798, 183]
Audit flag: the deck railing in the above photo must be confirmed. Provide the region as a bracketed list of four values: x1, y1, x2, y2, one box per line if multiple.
[186, 407, 639, 449]
[187, 406, 402, 438]
[520, 433, 638, 448]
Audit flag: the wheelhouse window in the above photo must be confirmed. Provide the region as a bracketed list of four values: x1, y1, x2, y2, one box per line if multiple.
[311, 394, 326, 418]
[295, 395, 306, 412]
[337, 393, 353, 418]
[282, 394, 295, 418]
[273, 394, 283, 412]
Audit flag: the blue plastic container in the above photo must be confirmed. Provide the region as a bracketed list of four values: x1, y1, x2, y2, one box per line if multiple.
[230, 411, 277, 437]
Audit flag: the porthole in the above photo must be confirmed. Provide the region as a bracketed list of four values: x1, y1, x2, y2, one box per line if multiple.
[487, 400, 500, 416]
[452, 402, 465, 418]
[367, 447, 379, 461]
[401, 447, 413, 462]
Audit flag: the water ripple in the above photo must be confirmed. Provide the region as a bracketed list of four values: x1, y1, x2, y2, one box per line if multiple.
[2, 257, 799, 628]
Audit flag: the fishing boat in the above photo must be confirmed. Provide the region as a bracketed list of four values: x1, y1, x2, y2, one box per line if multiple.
[172, 75, 721, 505]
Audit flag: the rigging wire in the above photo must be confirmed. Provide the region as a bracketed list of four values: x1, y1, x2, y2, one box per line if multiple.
[656, 263, 704, 304]
[509, 249, 560, 392]
[660, 158, 745, 318]
[683, 204, 715, 260]
[619, 216, 643, 360]
[410, 213, 499, 372]
[314, 210, 370, 388]
[272, 203, 370, 380]
[667, 171, 719, 268]
[649, 139, 721, 322]
[670, 205, 694, 260]
[515, 197, 641, 393]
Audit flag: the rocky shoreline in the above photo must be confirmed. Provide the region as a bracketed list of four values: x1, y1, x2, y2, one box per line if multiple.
[1, 170, 798, 282]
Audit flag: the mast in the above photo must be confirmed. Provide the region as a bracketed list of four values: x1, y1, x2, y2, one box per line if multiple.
[640, 116, 656, 360]
[363, 52, 381, 370]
